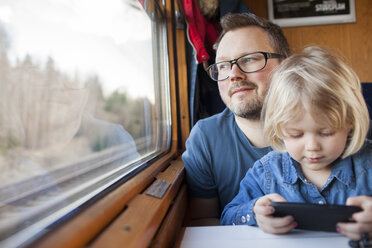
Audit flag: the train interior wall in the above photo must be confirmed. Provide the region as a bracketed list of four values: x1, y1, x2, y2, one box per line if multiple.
[236, 0, 372, 115]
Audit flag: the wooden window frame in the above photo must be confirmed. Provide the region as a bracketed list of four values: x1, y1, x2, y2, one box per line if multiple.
[30, 0, 190, 247]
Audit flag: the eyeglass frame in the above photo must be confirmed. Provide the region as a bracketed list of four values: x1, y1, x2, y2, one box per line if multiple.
[206, 51, 285, 81]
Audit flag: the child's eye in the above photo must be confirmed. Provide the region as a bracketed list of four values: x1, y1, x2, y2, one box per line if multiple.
[288, 133, 303, 138]
[320, 132, 334, 137]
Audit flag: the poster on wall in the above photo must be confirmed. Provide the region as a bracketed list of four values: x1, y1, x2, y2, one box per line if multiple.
[267, 0, 356, 27]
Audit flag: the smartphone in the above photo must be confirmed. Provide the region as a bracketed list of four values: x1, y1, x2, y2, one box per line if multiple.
[270, 202, 362, 232]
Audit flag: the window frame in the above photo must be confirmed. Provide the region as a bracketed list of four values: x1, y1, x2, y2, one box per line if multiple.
[27, 0, 190, 247]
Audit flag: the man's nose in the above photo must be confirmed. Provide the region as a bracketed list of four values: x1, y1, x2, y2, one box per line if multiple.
[229, 63, 246, 81]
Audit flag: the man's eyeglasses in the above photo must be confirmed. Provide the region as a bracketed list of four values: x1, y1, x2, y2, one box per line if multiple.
[206, 52, 285, 81]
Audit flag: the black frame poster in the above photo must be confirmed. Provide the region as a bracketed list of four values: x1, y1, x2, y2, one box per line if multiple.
[267, 0, 356, 27]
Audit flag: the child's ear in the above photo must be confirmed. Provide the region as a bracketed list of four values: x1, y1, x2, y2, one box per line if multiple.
[347, 123, 353, 133]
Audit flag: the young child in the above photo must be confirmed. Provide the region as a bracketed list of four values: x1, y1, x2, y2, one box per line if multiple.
[220, 46, 372, 241]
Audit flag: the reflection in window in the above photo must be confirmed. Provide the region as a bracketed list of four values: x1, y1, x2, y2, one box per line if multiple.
[0, 0, 171, 246]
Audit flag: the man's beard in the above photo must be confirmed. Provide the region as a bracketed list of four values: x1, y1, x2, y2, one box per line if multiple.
[230, 97, 263, 119]
[225, 81, 265, 120]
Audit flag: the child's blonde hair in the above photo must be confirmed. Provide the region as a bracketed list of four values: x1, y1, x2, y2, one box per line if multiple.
[263, 46, 370, 158]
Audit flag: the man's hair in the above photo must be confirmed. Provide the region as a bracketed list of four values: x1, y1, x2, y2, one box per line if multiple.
[214, 13, 290, 58]
[263, 46, 370, 158]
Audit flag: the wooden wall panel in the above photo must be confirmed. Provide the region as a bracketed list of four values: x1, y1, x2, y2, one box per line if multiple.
[349, 1, 372, 81]
[173, 1, 190, 151]
[150, 184, 187, 248]
[89, 159, 185, 248]
[243, 0, 372, 82]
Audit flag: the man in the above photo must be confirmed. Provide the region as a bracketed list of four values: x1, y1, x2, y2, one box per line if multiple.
[182, 12, 290, 225]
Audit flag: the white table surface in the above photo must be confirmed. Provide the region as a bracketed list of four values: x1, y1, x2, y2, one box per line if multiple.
[179, 225, 350, 248]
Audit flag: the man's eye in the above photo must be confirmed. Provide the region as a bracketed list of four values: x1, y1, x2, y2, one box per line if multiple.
[240, 57, 252, 64]
[217, 63, 229, 71]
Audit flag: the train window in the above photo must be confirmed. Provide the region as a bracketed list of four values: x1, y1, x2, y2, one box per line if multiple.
[0, 0, 171, 246]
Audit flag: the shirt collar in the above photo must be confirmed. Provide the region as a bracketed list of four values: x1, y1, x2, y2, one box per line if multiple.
[328, 156, 355, 187]
[282, 153, 355, 187]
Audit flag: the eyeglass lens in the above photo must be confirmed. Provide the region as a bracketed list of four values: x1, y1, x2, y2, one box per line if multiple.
[209, 53, 267, 81]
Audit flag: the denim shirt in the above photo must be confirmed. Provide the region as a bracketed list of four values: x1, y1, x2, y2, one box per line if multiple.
[220, 140, 372, 226]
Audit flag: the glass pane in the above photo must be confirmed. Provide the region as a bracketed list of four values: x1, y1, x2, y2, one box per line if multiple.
[0, 0, 171, 246]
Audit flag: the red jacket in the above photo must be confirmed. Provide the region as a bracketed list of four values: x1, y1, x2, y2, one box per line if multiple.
[182, 0, 220, 63]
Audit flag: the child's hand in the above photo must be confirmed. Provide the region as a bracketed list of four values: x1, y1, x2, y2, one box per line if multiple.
[337, 196, 372, 240]
[253, 193, 296, 234]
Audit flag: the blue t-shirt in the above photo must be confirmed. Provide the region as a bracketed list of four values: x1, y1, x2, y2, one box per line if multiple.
[220, 140, 372, 226]
[182, 108, 272, 211]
